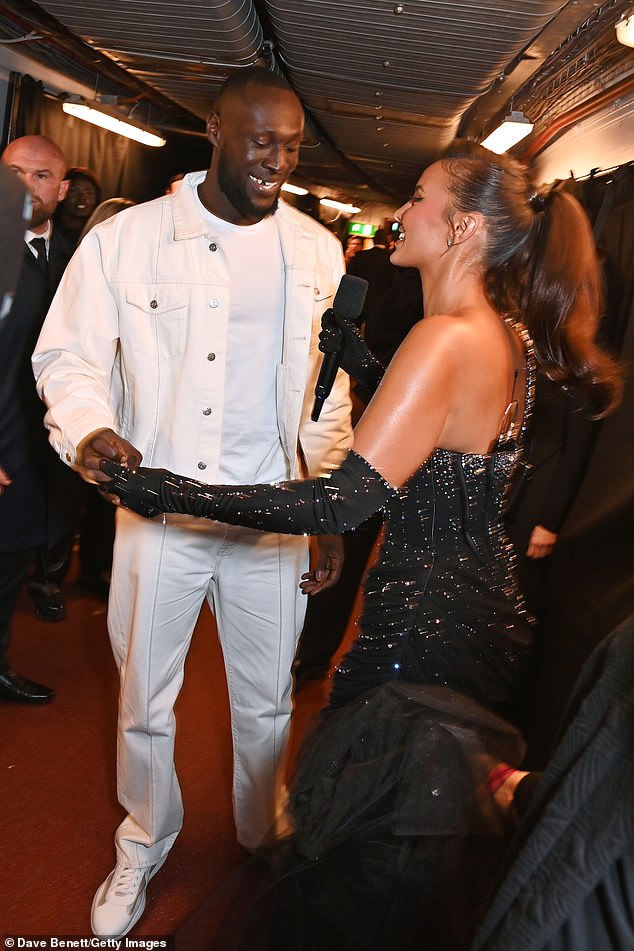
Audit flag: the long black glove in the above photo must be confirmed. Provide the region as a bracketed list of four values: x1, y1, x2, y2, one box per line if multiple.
[100, 450, 395, 535]
[319, 308, 386, 397]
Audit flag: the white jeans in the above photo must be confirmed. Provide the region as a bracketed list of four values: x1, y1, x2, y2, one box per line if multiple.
[108, 507, 308, 864]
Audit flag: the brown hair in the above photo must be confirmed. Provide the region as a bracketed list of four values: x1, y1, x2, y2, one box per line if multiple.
[441, 140, 622, 416]
[78, 197, 135, 241]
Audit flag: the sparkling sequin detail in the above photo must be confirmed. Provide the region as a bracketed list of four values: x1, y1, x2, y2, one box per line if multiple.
[103, 318, 536, 722]
[101, 450, 395, 535]
[330, 319, 536, 716]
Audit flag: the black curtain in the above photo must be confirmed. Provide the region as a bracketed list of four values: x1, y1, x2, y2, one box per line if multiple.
[13, 75, 210, 203]
[526, 164, 634, 766]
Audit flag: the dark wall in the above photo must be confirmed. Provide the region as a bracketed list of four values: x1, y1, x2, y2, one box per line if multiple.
[11, 74, 211, 203]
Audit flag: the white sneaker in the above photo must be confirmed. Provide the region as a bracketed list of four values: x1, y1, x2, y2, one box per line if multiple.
[91, 856, 166, 938]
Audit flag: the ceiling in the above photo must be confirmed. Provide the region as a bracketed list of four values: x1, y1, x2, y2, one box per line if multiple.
[1, 0, 633, 207]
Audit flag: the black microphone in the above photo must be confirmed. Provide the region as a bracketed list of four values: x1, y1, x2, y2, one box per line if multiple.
[311, 274, 368, 421]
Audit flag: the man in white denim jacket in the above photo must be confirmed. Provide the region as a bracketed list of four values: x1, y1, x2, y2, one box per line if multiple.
[33, 68, 352, 938]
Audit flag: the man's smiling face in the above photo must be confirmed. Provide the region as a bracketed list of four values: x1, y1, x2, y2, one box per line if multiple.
[207, 84, 304, 225]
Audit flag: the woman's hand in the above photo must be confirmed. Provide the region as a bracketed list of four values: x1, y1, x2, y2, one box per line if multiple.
[319, 308, 385, 391]
[99, 459, 175, 518]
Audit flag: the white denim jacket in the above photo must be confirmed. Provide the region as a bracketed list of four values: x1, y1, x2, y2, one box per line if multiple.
[32, 171, 352, 483]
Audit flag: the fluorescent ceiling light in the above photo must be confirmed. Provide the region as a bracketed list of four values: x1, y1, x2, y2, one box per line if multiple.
[320, 198, 361, 214]
[481, 111, 534, 154]
[62, 101, 166, 147]
[281, 182, 309, 195]
[616, 9, 634, 47]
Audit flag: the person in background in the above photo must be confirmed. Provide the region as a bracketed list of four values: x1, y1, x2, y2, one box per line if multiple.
[79, 197, 136, 239]
[33, 66, 352, 938]
[343, 233, 363, 268]
[363, 265, 423, 366]
[165, 171, 185, 194]
[0, 134, 74, 703]
[504, 376, 597, 618]
[26, 167, 102, 617]
[347, 226, 396, 330]
[501, 374, 599, 731]
[385, 227, 397, 252]
[53, 166, 101, 248]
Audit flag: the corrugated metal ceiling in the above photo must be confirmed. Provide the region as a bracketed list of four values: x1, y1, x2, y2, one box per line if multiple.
[1, 0, 632, 204]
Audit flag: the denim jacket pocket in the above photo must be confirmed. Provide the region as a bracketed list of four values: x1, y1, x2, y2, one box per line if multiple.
[124, 283, 188, 358]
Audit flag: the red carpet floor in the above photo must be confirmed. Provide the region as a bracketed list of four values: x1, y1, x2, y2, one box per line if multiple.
[0, 557, 340, 949]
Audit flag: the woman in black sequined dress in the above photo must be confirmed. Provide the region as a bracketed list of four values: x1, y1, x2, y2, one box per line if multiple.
[101, 142, 621, 949]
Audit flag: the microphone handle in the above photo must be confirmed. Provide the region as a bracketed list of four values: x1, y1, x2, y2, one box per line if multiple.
[311, 350, 340, 422]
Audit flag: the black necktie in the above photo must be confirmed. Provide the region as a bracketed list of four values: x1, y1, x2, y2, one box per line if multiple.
[30, 236, 49, 276]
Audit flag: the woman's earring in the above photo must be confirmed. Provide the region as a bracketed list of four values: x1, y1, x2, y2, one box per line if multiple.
[446, 236, 453, 248]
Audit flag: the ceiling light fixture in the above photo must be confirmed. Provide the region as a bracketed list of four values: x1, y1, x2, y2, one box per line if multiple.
[320, 198, 361, 214]
[62, 101, 166, 147]
[615, 7, 634, 47]
[481, 111, 534, 154]
[281, 183, 309, 195]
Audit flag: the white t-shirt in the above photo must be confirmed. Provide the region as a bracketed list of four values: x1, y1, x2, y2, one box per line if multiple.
[194, 193, 288, 484]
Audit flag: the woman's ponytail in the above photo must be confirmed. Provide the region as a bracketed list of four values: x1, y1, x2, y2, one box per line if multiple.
[521, 189, 622, 417]
[443, 141, 623, 417]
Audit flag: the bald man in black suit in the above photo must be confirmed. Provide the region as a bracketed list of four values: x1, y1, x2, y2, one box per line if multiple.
[0, 135, 75, 703]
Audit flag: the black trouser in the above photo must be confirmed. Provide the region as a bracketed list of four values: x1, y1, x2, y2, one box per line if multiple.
[77, 484, 115, 580]
[30, 534, 73, 586]
[295, 514, 382, 674]
[0, 547, 36, 669]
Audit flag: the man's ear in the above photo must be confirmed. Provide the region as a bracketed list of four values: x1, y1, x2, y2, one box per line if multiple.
[58, 178, 70, 203]
[452, 212, 482, 245]
[206, 111, 220, 146]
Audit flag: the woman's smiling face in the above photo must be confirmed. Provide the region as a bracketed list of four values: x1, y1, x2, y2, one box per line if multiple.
[390, 161, 452, 269]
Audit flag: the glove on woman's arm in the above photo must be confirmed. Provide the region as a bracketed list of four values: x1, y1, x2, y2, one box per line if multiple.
[100, 450, 395, 535]
[319, 308, 386, 396]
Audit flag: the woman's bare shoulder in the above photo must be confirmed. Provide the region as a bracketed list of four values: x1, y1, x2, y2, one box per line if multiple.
[391, 312, 478, 365]
[354, 315, 471, 485]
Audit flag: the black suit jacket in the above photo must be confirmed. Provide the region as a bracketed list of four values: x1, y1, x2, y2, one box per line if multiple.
[347, 246, 396, 326]
[504, 375, 596, 542]
[0, 229, 76, 553]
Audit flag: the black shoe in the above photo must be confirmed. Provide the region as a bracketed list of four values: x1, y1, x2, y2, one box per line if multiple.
[28, 581, 66, 622]
[0, 669, 54, 704]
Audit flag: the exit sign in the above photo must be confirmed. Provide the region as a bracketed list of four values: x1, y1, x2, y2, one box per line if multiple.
[348, 222, 376, 237]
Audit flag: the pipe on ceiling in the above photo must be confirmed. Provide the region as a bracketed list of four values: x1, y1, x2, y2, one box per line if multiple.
[522, 72, 634, 161]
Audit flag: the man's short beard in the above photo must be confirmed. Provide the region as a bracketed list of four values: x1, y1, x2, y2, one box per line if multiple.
[30, 204, 54, 230]
[217, 152, 278, 222]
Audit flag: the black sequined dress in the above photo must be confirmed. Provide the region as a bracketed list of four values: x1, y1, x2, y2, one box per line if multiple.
[329, 446, 534, 715]
[247, 327, 536, 951]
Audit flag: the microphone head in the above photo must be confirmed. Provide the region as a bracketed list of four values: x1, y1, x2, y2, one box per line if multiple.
[332, 274, 369, 321]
